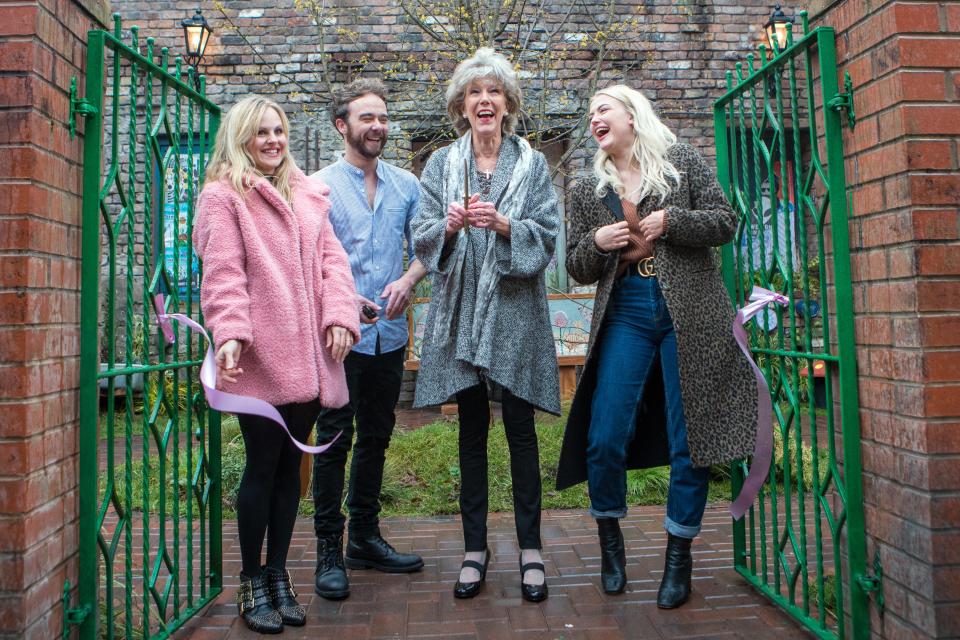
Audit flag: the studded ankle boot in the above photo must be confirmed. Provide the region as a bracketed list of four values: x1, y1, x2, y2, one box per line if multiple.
[237, 572, 283, 634]
[264, 566, 306, 626]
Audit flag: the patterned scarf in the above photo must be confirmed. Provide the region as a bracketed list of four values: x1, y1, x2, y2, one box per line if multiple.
[431, 132, 535, 354]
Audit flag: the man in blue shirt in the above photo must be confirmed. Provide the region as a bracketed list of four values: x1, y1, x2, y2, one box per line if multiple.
[310, 78, 428, 601]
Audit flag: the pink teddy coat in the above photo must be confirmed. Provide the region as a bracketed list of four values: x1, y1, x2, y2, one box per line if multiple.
[193, 168, 360, 408]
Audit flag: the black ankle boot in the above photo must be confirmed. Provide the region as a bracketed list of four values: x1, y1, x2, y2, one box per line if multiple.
[596, 517, 626, 595]
[346, 531, 424, 573]
[657, 533, 693, 609]
[314, 535, 349, 600]
[264, 566, 306, 626]
[237, 572, 283, 634]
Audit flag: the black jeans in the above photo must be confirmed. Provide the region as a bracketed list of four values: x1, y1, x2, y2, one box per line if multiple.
[312, 347, 405, 538]
[236, 399, 320, 577]
[456, 383, 542, 552]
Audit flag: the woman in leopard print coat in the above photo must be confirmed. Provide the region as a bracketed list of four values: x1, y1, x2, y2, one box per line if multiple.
[555, 85, 758, 608]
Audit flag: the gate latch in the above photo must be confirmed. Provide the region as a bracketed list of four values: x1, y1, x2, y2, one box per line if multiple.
[827, 72, 856, 131]
[61, 580, 92, 639]
[69, 76, 98, 140]
[855, 549, 885, 615]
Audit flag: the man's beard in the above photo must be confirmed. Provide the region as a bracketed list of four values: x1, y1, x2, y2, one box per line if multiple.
[346, 125, 386, 159]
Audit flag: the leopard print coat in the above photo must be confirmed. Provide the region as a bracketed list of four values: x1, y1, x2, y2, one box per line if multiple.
[555, 143, 758, 490]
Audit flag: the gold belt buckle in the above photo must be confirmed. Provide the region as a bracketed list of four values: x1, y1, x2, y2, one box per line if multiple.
[636, 256, 656, 277]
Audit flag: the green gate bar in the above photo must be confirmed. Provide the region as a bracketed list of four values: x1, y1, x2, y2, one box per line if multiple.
[76, 14, 222, 639]
[713, 13, 872, 640]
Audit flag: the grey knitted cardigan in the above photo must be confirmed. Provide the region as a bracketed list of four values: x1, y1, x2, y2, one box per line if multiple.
[411, 134, 561, 414]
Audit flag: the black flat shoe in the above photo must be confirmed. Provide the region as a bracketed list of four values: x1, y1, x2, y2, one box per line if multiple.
[453, 548, 490, 599]
[519, 557, 548, 603]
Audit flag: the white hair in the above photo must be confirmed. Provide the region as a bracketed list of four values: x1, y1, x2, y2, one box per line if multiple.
[591, 85, 681, 203]
[445, 47, 522, 136]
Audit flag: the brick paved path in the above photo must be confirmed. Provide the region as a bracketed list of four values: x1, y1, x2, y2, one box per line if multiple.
[173, 505, 811, 639]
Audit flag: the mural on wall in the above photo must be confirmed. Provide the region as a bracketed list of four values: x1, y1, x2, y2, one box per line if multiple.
[157, 143, 202, 298]
[407, 293, 594, 361]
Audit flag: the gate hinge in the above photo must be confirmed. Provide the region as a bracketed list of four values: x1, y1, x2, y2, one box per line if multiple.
[61, 580, 92, 639]
[827, 72, 856, 131]
[855, 549, 884, 615]
[69, 76, 99, 140]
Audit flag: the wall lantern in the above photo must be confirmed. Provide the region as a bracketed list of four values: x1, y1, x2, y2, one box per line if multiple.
[181, 8, 212, 85]
[764, 4, 793, 52]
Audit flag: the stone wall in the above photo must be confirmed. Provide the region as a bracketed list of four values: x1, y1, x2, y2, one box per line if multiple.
[110, 0, 776, 177]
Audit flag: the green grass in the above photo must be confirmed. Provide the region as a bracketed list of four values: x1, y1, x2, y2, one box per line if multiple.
[103, 408, 732, 519]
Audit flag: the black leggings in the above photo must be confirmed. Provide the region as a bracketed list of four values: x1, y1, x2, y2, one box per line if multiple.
[456, 384, 542, 552]
[236, 399, 320, 577]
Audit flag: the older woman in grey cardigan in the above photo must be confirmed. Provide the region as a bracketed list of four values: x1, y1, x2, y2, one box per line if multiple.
[412, 47, 560, 603]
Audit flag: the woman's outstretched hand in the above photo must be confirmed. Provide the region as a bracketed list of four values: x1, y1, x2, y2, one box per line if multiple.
[326, 325, 354, 363]
[215, 339, 244, 384]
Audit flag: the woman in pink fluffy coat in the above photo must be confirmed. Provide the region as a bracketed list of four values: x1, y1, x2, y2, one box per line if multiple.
[194, 95, 360, 634]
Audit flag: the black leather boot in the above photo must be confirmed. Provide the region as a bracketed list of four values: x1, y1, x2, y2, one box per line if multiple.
[657, 533, 693, 609]
[237, 572, 283, 634]
[314, 535, 349, 600]
[346, 531, 424, 573]
[264, 566, 306, 626]
[597, 517, 627, 595]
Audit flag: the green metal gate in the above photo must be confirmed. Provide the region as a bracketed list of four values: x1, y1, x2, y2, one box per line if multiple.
[69, 14, 222, 639]
[713, 13, 880, 640]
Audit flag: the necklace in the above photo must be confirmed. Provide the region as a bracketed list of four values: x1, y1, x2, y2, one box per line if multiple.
[475, 153, 497, 177]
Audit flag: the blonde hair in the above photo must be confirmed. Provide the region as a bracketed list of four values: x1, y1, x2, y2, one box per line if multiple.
[205, 96, 297, 202]
[446, 47, 522, 136]
[591, 85, 681, 203]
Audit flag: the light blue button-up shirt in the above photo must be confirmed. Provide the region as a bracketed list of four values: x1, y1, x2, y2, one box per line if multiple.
[315, 157, 420, 356]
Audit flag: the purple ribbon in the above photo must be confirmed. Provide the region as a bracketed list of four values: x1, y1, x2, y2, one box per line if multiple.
[729, 286, 789, 520]
[152, 294, 339, 455]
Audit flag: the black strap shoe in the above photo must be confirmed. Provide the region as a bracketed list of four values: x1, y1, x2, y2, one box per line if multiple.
[657, 533, 693, 609]
[346, 531, 424, 573]
[519, 557, 548, 603]
[597, 517, 627, 595]
[264, 566, 306, 626]
[453, 548, 490, 599]
[237, 573, 283, 634]
[315, 535, 350, 600]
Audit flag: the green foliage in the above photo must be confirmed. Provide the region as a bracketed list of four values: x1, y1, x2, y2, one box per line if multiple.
[136, 370, 201, 422]
[771, 419, 830, 492]
[807, 571, 838, 623]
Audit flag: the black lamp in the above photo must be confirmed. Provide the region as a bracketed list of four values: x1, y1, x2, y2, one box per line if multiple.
[764, 4, 793, 52]
[181, 8, 212, 88]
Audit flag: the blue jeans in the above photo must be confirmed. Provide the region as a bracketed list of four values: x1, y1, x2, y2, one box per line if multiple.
[587, 274, 709, 538]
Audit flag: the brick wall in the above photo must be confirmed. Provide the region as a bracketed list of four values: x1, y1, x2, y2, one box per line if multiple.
[811, 1, 960, 637]
[0, 0, 109, 638]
